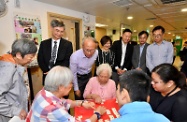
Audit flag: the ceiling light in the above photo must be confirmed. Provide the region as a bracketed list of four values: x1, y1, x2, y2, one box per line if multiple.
[95, 23, 108, 27]
[150, 25, 154, 27]
[133, 30, 137, 32]
[127, 16, 133, 20]
[168, 32, 171, 34]
[181, 8, 187, 12]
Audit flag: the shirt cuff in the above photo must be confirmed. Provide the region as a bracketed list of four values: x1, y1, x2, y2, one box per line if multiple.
[123, 68, 127, 71]
[115, 66, 119, 70]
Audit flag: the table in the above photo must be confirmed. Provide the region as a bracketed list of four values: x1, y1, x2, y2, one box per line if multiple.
[75, 99, 120, 121]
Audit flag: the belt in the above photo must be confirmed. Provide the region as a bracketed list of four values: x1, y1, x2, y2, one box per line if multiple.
[77, 72, 91, 77]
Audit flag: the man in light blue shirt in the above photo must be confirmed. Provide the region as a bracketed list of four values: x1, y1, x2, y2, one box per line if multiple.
[146, 25, 173, 72]
[112, 70, 170, 122]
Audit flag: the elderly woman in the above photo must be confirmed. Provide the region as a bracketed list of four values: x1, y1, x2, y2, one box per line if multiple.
[0, 39, 37, 121]
[26, 66, 106, 122]
[84, 63, 116, 103]
[150, 63, 187, 122]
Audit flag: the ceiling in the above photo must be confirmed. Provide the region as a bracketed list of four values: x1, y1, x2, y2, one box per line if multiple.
[35, 0, 187, 39]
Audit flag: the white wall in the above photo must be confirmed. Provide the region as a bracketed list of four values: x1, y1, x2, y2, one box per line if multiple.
[0, 0, 95, 55]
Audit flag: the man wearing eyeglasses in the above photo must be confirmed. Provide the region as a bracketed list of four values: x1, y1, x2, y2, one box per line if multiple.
[146, 25, 173, 72]
[70, 36, 98, 100]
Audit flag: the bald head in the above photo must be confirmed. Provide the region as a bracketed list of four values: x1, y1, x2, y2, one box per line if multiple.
[82, 36, 96, 58]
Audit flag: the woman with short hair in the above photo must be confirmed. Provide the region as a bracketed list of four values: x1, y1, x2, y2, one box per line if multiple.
[84, 63, 116, 103]
[0, 39, 37, 121]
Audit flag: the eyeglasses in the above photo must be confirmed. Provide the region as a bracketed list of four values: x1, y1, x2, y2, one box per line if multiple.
[84, 49, 95, 53]
[153, 34, 162, 39]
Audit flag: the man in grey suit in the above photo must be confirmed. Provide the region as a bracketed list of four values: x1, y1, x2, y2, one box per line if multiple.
[132, 31, 149, 73]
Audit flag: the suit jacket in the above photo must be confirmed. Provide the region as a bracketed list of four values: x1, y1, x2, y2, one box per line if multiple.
[132, 43, 149, 72]
[37, 38, 73, 73]
[111, 40, 133, 71]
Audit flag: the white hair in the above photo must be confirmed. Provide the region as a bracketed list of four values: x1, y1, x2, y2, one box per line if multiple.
[44, 66, 73, 92]
[96, 63, 112, 77]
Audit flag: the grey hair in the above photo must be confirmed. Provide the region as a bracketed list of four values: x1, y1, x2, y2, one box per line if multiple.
[96, 63, 112, 77]
[51, 19, 65, 29]
[44, 66, 73, 92]
[11, 38, 37, 58]
[82, 36, 97, 46]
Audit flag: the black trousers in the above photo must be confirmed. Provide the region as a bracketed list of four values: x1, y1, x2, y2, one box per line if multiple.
[74, 72, 92, 100]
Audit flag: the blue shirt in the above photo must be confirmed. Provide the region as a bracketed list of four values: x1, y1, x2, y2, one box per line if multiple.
[146, 40, 173, 71]
[70, 49, 98, 91]
[111, 102, 169, 122]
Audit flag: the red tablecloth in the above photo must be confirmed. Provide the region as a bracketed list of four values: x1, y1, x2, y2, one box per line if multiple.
[74, 99, 120, 121]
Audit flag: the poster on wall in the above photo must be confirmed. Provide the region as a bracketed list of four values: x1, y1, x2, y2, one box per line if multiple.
[14, 13, 42, 45]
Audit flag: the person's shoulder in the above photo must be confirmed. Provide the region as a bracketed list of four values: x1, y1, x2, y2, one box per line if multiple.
[60, 38, 72, 44]
[41, 38, 51, 44]
[71, 49, 82, 57]
[153, 113, 170, 122]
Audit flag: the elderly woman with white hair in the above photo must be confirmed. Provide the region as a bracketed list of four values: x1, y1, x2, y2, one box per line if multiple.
[26, 66, 106, 122]
[83, 63, 116, 103]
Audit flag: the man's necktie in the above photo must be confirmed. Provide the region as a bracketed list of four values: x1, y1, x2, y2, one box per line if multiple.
[49, 41, 57, 69]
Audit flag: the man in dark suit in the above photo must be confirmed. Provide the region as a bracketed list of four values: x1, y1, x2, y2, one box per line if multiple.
[111, 29, 133, 85]
[38, 19, 73, 85]
[132, 31, 149, 73]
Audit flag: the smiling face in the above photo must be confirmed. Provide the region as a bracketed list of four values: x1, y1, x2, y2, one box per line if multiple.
[51, 26, 65, 40]
[139, 33, 148, 45]
[102, 41, 111, 50]
[122, 32, 132, 44]
[83, 39, 96, 58]
[16, 53, 36, 66]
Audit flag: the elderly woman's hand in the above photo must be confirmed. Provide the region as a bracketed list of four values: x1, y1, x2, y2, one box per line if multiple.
[94, 95, 102, 104]
[82, 101, 95, 109]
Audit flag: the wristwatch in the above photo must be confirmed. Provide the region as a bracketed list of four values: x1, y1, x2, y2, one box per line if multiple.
[94, 112, 101, 120]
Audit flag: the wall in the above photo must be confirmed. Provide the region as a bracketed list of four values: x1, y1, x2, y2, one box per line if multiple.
[0, 0, 95, 55]
[107, 29, 120, 42]
[95, 27, 106, 47]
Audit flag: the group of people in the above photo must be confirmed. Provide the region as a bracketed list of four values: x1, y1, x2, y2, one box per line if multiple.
[0, 19, 187, 122]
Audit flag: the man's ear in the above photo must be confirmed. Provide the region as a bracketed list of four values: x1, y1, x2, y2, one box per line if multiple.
[121, 88, 131, 103]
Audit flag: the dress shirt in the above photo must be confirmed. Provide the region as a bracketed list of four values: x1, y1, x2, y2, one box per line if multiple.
[138, 44, 145, 67]
[70, 49, 98, 91]
[26, 88, 90, 122]
[111, 102, 169, 122]
[51, 39, 60, 63]
[120, 41, 127, 67]
[83, 77, 116, 100]
[146, 40, 173, 72]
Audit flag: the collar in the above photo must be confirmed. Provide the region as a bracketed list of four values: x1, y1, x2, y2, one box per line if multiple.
[52, 38, 60, 44]
[119, 102, 153, 115]
[153, 40, 165, 45]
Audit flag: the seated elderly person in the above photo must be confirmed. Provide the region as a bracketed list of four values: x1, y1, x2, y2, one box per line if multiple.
[0, 39, 37, 121]
[26, 66, 106, 122]
[83, 63, 116, 103]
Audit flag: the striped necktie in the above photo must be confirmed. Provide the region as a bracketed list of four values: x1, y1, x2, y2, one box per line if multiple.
[49, 41, 57, 69]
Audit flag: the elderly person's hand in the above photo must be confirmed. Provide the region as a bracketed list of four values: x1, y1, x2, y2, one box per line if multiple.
[94, 95, 102, 104]
[19, 109, 27, 120]
[82, 101, 95, 109]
